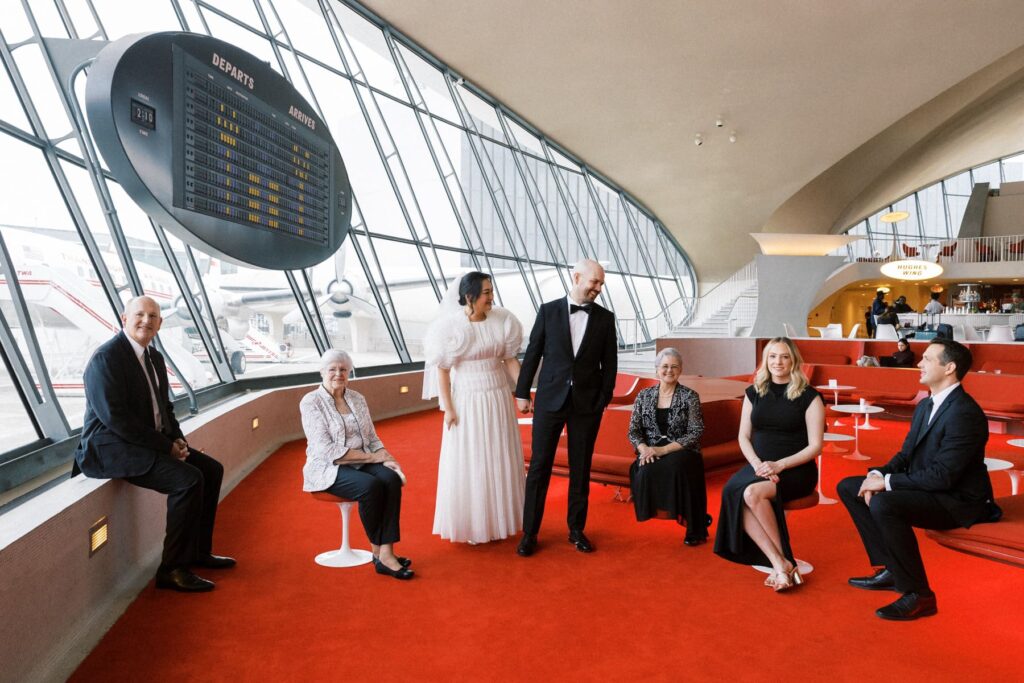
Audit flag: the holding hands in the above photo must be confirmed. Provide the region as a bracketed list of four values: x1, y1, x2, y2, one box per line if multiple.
[516, 397, 532, 414]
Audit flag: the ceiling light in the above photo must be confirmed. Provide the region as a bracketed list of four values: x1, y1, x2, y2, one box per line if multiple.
[694, 133, 703, 147]
[880, 211, 910, 223]
[715, 116, 725, 128]
[728, 131, 737, 143]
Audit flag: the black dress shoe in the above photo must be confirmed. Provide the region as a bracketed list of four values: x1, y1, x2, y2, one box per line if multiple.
[568, 530, 595, 553]
[876, 592, 938, 621]
[683, 535, 708, 546]
[194, 553, 236, 569]
[155, 568, 215, 592]
[517, 534, 537, 557]
[374, 558, 414, 580]
[848, 568, 897, 591]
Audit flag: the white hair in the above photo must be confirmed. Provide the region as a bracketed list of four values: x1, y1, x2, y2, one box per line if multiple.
[655, 347, 682, 368]
[319, 348, 353, 372]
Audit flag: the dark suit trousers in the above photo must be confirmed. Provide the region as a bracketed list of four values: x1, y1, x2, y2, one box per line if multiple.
[523, 396, 603, 535]
[126, 448, 223, 570]
[838, 476, 958, 594]
[323, 464, 402, 545]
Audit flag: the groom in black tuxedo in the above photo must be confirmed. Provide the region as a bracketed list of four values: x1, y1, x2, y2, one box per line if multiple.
[838, 338, 1000, 620]
[515, 259, 618, 556]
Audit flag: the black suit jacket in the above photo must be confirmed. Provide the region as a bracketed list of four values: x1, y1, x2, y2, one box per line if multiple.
[877, 385, 997, 527]
[75, 332, 183, 479]
[515, 298, 617, 413]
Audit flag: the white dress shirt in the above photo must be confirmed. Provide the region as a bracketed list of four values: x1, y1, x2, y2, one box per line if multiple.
[566, 295, 590, 357]
[123, 331, 162, 431]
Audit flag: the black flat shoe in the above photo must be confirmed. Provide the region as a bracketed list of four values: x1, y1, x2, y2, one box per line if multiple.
[374, 558, 414, 580]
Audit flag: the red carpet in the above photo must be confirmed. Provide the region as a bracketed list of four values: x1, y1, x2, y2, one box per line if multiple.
[73, 411, 1024, 681]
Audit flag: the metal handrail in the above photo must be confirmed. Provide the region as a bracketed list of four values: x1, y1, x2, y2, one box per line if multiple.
[831, 233, 1024, 265]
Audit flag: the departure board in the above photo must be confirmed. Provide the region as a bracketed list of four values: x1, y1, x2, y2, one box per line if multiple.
[86, 32, 350, 269]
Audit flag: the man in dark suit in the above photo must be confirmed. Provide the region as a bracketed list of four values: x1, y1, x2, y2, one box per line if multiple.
[838, 338, 1000, 620]
[514, 259, 618, 556]
[75, 296, 235, 592]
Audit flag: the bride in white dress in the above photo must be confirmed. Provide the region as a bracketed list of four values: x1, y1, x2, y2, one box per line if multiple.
[423, 271, 526, 543]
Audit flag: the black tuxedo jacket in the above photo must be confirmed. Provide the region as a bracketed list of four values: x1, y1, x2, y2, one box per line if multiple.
[75, 332, 183, 479]
[877, 385, 997, 527]
[515, 298, 618, 413]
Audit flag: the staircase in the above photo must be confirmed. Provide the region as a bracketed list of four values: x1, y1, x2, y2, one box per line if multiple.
[670, 283, 758, 337]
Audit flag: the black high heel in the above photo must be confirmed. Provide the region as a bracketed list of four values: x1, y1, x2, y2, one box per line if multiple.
[374, 557, 414, 580]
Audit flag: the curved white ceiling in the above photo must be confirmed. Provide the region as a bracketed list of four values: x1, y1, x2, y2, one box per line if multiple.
[360, 0, 1024, 282]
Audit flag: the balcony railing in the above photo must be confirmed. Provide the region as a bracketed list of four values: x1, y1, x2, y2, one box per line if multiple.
[833, 233, 1024, 265]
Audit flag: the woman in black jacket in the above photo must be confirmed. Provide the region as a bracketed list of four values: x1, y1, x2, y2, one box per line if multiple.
[627, 347, 710, 546]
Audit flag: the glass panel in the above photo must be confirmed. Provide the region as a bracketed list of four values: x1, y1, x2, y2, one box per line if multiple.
[366, 237, 435, 361]
[0, 54, 32, 131]
[202, 0, 263, 31]
[92, 0, 181, 36]
[105, 182, 218, 393]
[395, 44, 458, 121]
[890, 196, 920, 240]
[547, 145, 580, 172]
[432, 119, 513, 256]
[376, 95, 465, 248]
[306, 238, 400, 367]
[273, 0, 345, 71]
[486, 257, 536, 332]
[630, 277, 661, 322]
[25, 1, 70, 38]
[916, 184, 948, 239]
[0, 135, 117, 426]
[63, 0, 101, 38]
[302, 58, 410, 239]
[333, 4, 408, 102]
[0, 349, 40, 450]
[11, 43, 72, 141]
[505, 117, 545, 156]
[524, 155, 582, 265]
[2, 3, 35, 43]
[1001, 153, 1024, 183]
[946, 194, 969, 237]
[458, 86, 505, 140]
[943, 170, 972, 195]
[276, 46, 316, 105]
[202, 12, 278, 70]
[479, 137, 553, 263]
[972, 161, 1001, 188]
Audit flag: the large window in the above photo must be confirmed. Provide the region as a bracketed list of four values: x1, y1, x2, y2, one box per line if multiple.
[0, 0, 695, 495]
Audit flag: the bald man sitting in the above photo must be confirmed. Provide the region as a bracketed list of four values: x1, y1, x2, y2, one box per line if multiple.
[75, 296, 234, 592]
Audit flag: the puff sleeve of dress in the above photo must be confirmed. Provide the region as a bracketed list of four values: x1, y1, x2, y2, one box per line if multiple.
[422, 311, 473, 399]
[499, 308, 524, 359]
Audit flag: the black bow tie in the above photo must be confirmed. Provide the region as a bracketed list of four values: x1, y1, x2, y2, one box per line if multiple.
[570, 303, 592, 314]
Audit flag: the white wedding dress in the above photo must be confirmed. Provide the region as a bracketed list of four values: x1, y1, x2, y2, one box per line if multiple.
[424, 307, 525, 543]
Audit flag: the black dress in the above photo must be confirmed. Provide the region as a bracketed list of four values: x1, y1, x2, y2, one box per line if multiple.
[628, 386, 709, 541]
[713, 382, 820, 566]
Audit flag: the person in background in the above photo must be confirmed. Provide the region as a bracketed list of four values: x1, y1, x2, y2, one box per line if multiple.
[714, 337, 825, 591]
[870, 290, 888, 337]
[893, 296, 914, 313]
[300, 349, 413, 580]
[627, 347, 710, 547]
[876, 304, 900, 328]
[891, 338, 915, 367]
[924, 291, 944, 316]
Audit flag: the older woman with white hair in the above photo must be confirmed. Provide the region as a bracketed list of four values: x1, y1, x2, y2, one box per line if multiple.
[300, 349, 413, 580]
[627, 347, 710, 546]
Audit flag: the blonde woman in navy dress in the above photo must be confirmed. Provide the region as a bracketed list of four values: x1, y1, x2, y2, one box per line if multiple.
[714, 337, 825, 591]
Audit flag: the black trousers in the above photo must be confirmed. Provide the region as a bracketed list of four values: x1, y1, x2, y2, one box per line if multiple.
[323, 464, 402, 545]
[126, 448, 223, 571]
[523, 397, 603, 535]
[837, 476, 958, 594]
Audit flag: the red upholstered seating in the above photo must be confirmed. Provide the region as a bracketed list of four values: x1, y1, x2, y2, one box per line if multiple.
[784, 491, 819, 511]
[925, 496, 1024, 568]
[901, 243, 919, 258]
[975, 242, 999, 262]
[980, 360, 1024, 376]
[938, 241, 957, 258]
